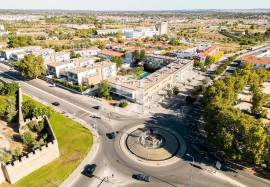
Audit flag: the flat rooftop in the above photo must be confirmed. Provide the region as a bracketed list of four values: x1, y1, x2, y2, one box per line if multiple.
[108, 59, 193, 91]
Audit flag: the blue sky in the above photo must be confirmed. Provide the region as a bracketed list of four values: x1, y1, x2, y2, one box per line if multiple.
[1, 0, 270, 10]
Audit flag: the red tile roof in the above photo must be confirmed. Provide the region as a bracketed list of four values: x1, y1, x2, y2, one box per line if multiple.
[200, 47, 219, 57]
[242, 55, 270, 64]
[99, 50, 124, 57]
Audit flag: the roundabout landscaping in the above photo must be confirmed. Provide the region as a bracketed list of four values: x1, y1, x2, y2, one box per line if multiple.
[119, 124, 186, 167]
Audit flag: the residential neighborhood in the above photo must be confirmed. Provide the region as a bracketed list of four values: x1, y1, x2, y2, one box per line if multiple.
[0, 1, 270, 187]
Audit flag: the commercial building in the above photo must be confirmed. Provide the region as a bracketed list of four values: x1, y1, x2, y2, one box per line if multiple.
[108, 59, 193, 106]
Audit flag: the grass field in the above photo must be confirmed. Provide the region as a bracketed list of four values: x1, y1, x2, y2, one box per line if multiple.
[9, 96, 93, 187]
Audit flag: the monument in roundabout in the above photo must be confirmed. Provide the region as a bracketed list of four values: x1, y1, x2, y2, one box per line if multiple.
[120, 124, 186, 166]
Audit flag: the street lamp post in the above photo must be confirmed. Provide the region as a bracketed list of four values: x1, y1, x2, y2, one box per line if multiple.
[186, 153, 194, 187]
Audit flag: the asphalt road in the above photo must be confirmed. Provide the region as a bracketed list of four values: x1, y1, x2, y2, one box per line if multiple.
[0, 63, 270, 187]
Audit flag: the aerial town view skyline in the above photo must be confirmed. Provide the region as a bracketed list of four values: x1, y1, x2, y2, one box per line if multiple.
[0, 1, 270, 187]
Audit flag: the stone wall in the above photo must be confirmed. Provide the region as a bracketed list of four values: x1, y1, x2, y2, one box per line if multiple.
[1, 116, 60, 184]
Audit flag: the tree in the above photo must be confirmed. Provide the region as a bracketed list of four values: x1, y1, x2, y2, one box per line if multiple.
[0, 96, 17, 122]
[17, 54, 45, 79]
[251, 84, 268, 118]
[7, 34, 35, 48]
[97, 81, 111, 99]
[111, 56, 123, 68]
[70, 51, 81, 59]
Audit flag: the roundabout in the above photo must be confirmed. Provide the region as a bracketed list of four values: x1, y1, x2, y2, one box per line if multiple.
[119, 124, 186, 166]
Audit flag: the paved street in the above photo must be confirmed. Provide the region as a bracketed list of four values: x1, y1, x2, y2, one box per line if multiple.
[0, 62, 270, 187]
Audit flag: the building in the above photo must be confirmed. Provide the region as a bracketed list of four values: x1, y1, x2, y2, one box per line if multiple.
[66, 60, 117, 85]
[108, 59, 194, 106]
[176, 47, 197, 59]
[47, 61, 76, 78]
[155, 22, 168, 35]
[197, 46, 220, 62]
[97, 29, 123, 35]
[0, 46, 42, 60]
[124, 28, 158, 39]
[75, 47, 101, 57]
[241, 54, 270, 69]
[144, 54, 177, 68]
[97, 50, 124, 60]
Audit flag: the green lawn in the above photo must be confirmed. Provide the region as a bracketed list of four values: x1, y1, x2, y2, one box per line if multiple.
[15, 96, 93, 187]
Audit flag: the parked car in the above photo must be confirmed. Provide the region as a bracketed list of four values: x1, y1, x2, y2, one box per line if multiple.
[82, 164, 96, 177]
[106, 132, 116, 140]
[52, 102, 60, 106]
[132, 174, 151, 182]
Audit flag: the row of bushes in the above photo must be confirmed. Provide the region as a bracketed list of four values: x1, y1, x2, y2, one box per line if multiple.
[51, 78, 93, 92]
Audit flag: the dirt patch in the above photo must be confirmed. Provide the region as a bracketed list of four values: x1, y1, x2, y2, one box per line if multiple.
[60, 151, 82, 164]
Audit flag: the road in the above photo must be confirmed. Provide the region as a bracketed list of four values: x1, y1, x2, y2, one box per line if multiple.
[0, 62, 270, 187]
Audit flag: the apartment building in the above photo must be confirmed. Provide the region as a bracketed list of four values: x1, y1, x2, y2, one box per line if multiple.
[0, 46, 42, 60]
[67, 60, 117, 85]
[108, 59, 194, 106]
[47, 57, 96, 78]
[144, 54, 177, 68]
[47, 61, 76, 78]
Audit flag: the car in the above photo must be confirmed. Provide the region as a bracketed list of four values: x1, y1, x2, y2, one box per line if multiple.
[132, 174, 151, 182]
[82, 164, 96, 177]
[93, 106, 101, 110]
[52, 102, 60, 106]
[106, 132, 116, 140]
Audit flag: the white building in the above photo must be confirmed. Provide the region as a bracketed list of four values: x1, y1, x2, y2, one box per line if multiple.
[75, 47, 101, 57]
[47, 61, 76, 78]
[124, 28, 158, 39]
[155, 22, 168, 35]
[0, 46, 42, 60]
[109, 59, 194, 105]
[66, 60, 117, 85]
[176, 47, 197, 59]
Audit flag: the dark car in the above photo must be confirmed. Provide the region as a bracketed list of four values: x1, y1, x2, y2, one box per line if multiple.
[132, 174, 151, 182]
[106, 132, 116, 140]
[93, 106, 101, 110]
[82, 164, 96, 177]
[52, 102, 60, 106]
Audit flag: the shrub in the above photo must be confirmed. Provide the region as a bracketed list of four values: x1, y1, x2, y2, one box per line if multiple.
[21, 131, 36, 146]
[11, 145, 23, 158]
[119, 100, 128, 108]
[173, 86, 180, 95]
[0, 151, 12, 164]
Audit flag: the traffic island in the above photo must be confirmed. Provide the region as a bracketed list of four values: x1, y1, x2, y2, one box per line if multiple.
[119, 124, 186, 167]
